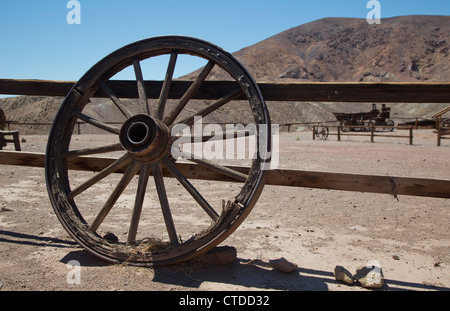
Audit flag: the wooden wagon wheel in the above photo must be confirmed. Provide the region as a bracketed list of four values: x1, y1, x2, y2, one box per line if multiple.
[45, 36, 271, 266]
[315, 123, 329, 140]
[441, 118, 450, 128]
[385, 119, 395, 131]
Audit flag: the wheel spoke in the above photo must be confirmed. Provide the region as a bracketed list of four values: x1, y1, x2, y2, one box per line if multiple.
[73, 109, 121, 135]
[132, 58, 151, 116]
[179, 151, 247, 182]
[63, 143, 123, 157]
[176, 88, 242, 127]
[90, 161, 140, 233]
[151, 162, 178, 244]
[161, 156, 219, 221]
[155, 52, 178, 120]
[98, 80, 133, 119]
[127, 164, 151, 246]
[163, 60, 215, 126]
[68, 154, 132, 199]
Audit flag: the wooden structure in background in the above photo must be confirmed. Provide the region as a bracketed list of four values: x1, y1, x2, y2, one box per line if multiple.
[0, 107, 21, 151]
[312, 124, 414, 145]
[432, 105, 450, 146]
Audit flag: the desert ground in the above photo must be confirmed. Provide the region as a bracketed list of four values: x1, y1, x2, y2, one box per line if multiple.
[0, 128, 449, 292]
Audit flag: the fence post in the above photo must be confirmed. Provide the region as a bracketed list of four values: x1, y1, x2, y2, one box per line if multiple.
[370, 124, 375, 143]
[409, 127, 413, 145]
[337, 125, 341, 141]
[437, 119, 441, 147]
[0, 133, 4, 150]
[312, 125, 315, 140]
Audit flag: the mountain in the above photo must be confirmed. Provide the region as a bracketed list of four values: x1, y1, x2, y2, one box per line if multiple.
[233, 15, 450, 83]
[186, 15, 450, 126]
[1, 15, 449, 134]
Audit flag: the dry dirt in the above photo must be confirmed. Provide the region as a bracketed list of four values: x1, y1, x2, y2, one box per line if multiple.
[0, 129, 449, 292]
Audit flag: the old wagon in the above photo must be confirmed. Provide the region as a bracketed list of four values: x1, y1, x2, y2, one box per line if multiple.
[333, 104, 395, 132]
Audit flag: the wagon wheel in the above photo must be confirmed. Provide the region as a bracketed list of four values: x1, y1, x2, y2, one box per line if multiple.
[441, 118, 450, 128]
[315, 123, 329, 140]
[354, 119, 365, 132]
[45, 36, 271, 266]
[385, 119, 395, 131]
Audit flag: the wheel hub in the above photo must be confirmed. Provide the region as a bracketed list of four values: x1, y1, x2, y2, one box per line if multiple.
[119, 114, 170, 163]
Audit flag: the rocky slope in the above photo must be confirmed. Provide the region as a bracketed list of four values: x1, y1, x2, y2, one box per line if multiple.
[234, 15, 449, 83]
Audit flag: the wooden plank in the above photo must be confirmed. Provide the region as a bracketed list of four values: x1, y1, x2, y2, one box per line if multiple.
[1, 150, 449, 199]
[0, 79, 75, 97]
[1, 79, 450, 103]
[432, 105, 450, 119]
[266, 168, 450, 199]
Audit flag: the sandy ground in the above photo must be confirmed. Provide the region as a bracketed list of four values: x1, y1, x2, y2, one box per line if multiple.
[0, 128, 449, 292]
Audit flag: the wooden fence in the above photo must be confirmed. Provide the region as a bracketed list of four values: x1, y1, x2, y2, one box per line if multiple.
[0, 79, 449, 199]
[312, 124, 415, 145]
[437, 124, 450, 147]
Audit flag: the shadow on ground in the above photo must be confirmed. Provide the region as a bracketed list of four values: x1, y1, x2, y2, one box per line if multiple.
[2, 229, 447, 291]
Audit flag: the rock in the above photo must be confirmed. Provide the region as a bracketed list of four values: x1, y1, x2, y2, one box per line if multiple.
[103, 232, 119, 243]
[334, 265, 356, 285]
[269, 257, 298, 273]
[354, 261, 385, 289]
[199, 246, 237, 265]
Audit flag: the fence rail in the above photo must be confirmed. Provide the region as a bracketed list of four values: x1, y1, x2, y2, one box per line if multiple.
[0, 150, 448, 199]
[0, 79, 449, 199]
[1, 79, 450, 103]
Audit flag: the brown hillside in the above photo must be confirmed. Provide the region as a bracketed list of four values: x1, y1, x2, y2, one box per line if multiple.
[233, 15, 450, 82]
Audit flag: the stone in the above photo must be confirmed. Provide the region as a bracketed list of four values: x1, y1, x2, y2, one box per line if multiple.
[354, 261, 385, 289]
[334, 265, 356, 285]
[269, 257, 298, 273]
[199, 246, 237, 265]
[103, 232, 119, 243]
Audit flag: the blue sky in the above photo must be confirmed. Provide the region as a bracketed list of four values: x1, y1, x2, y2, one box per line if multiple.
[0, 0, 449, 88]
